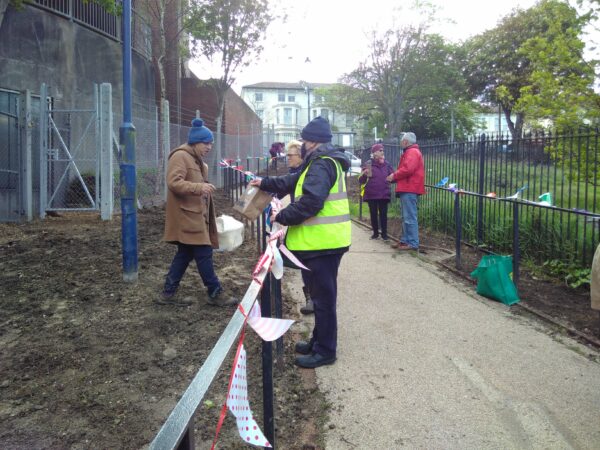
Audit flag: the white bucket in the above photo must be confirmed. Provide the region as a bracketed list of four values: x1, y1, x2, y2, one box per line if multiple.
[216, 215, 244, 251]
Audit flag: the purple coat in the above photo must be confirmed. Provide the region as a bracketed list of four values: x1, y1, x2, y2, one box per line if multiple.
[358, 159, 394, 201]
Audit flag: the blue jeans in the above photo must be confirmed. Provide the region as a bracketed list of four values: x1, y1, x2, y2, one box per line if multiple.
[164, 244, 221, 295]
[398, 193, 419, 248]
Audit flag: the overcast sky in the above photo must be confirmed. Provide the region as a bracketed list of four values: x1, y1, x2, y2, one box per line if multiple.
[188, 0, 598, 94]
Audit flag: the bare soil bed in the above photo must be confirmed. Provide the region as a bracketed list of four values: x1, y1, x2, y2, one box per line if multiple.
[0, 190, 326, 449]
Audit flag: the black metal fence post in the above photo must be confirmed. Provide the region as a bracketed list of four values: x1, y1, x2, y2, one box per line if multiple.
[175, 423, 194, 450]
[259, 211, 275, 448]
[274, 276, 284, 361]
[454, 192, 462, 269]
[477, 133, 486, 244]
[236, 159, 243, 200]
[512, 200, 520, 289]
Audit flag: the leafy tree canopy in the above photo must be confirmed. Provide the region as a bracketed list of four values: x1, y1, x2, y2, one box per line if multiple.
[319, 26, 475, 140]
[187, 0, 272, 93]
[463, 0, 598, 137]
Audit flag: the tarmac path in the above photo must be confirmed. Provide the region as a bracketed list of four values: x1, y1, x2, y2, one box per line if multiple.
[296, 222, 600, 449]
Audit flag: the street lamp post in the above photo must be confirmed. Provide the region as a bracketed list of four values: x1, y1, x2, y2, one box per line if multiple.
[306, 85, 310, 123]
[300, 81, 311, 124]
[120, 0, 138, 282]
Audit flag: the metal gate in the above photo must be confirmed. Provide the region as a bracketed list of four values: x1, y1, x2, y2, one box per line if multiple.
[39, 83, 99, 215]
[0, 90, 22, 222]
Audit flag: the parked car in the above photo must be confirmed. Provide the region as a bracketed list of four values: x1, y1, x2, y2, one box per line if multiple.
[347, 152, 362, 175]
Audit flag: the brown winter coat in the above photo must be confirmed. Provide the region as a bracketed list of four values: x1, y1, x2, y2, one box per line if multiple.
[163, 144, 218, 247]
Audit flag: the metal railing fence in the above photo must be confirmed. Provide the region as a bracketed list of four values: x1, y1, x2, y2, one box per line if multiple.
[29, 0, 152, 59]
[377, 128, 600, 267]
[150, 166, 283, 449]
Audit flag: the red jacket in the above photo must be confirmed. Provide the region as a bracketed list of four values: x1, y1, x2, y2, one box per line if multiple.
[391, 144, 425, 195]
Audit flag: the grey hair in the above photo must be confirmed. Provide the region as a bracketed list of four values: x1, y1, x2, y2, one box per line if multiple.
[402, 132, 417, 145]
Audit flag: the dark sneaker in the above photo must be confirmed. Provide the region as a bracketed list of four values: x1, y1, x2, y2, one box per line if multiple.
[294, 340, 313, 355]
[208, 285, 223, 300]
[300, 299, 314, 315]
[155, 291, 192, 307]
[295, 352, 336, 368]
[206, 286, 239, 307]
[370, 234, 379, 240]
[382, 235, 390, 241]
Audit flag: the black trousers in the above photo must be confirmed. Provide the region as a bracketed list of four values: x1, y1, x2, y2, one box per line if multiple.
[303, 253, 344, 357]
[367, 199, 389, 238]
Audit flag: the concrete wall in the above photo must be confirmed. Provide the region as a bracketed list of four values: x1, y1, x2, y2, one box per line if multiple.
[0, 4, 156, 221]
[0, 4, 155, 113]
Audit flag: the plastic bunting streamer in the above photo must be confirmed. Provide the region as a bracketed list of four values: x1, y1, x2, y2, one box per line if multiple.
[219, 159, 258, 182]
[248, 301, 293, 342]
[538, 192, 552, 206]
[435, 176, 449, 187]
[212, 196, 309, 449]
[211, 256, 275, 449]
[227, 343, 271, 448]
[505, 184, 528, 199]
[436, 178, 554, 208]
[268, 199, 309, 271]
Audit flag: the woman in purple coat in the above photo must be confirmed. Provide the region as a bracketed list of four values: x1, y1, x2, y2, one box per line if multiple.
[358, 143, 394, 240]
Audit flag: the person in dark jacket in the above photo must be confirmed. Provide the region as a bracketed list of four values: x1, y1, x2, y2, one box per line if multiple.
[269, 142, 284, 169]
[358, 143, 394, 241]
[250, 116, 351, 369]
[386, 132, 425, 250]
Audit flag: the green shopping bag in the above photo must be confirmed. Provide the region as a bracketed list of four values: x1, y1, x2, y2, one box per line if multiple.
[470, 255, 520, 305]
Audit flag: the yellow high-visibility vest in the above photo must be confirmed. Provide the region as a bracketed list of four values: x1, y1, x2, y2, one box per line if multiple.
[286, 156, 351, 251]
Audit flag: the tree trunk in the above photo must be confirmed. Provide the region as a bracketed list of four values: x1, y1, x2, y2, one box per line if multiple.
[0, 0, 9, 30]
[153, 3, 168, 195]
[504, 107, 517, 142]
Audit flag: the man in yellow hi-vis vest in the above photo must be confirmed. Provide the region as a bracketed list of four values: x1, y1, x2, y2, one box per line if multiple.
[250, 116, 351, 368]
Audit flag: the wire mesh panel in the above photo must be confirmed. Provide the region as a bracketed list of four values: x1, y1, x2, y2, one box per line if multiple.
[113, 110, 163, 209]
[44, 106, 98, 211]
[0, 91, 21, 222]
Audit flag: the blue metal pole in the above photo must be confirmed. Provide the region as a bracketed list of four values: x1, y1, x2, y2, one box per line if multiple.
[120, 0, 138, 282]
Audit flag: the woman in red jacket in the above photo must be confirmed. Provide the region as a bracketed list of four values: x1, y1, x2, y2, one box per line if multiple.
[386, 132, 425, 250]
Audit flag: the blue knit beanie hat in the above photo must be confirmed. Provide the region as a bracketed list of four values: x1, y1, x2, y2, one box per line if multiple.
[188, 118, 214, 144]
[301, 116, 332, 143]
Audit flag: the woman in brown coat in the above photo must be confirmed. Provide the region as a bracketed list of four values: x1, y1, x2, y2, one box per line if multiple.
[158, 118, 236, 307]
